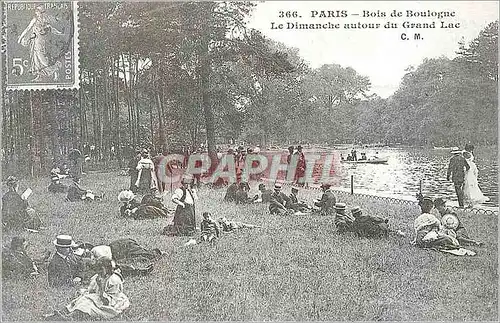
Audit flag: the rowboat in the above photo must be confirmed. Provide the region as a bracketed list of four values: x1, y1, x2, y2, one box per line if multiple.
[341, 158, 388, 164]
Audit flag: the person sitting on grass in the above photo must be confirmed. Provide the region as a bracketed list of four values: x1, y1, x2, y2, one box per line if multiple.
[2, 237, 39, 279]
[434, 198, 483, 246]
[350, 207, 406, 238]
[334, 203, 355, 233]
[200, 212, 220, 243]
[235, 182, 253, 204]
[118, 190, 168, 219]
[2, 176, 42, 231]
[286, 186, 311, 213]
[66, 178, 104, 202]
[253, 183, 272, 203]
[48, 174, 68, 193]
[313, 183, 336, 216]
[413, 197, 459, 250]
[269, 183, 291, 215]
[46, 257, 130, 321]
[47, 235, 84, 287]
[224, 182, 239, 202]
[218, 217, 261, 232]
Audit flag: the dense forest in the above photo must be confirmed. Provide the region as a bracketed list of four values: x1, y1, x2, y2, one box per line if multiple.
[1, 2, 498, 177]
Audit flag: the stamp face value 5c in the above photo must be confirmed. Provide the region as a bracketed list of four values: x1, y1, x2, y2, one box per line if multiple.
[4, 1, 79, 90]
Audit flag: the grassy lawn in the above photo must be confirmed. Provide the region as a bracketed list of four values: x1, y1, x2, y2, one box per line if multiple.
[2, 171, 498, 321]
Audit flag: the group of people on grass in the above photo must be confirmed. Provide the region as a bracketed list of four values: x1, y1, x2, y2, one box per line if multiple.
[2, 143, 489, 320]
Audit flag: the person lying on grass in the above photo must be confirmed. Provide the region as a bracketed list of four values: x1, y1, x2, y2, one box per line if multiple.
[2, 176, 43, 231]
[2, 236, 39, 279]
[45, 257, 130, 321]
[413, 197, 459, 250]
[74, 239, 161, 279]
[218, 217, 261, 232]
[66, 178, 104, 202]
[200, 212, 220, 243]
[350, 207, 406, 238]
[47, 173, 68, 193]
[269, 183, 292, 215]
[286, 186, 312, 213]
[334, 203, 355, 233]
[434, 198, 483, 246]
[253, 183, 272, 203]
[118, 190, 168, 219]
[47, 235, 85, 287]
[312, 183, 336, 216]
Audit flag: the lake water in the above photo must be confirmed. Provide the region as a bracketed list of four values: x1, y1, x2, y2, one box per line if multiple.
[307, 146, 498, 208]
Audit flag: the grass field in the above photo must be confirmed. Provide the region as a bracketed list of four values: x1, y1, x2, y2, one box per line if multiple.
[2, 171, 498, 321]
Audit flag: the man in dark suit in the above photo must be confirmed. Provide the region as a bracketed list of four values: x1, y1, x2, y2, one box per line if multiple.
[313, 183, 336, 216]
[47, 235, 83, 287]
[446, 148, 470, 207]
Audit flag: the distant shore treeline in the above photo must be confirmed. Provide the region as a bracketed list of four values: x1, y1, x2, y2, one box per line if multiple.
[1, 2, 497, 177]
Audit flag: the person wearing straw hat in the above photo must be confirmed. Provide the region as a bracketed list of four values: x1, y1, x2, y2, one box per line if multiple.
[118, 190, 141, 217]
[269, 183, 291, 215]
[413, 197, 459, 250]
[334, 203, 355, 233]
[434, 198, 483, 246]
[2, 176, 42, 231]
[313, 183, 336, 216]
[47, 235, 84, 287]
[171, 176, 198, 235]
[47, 173, 68, 193]
[446, 147, 470, 207]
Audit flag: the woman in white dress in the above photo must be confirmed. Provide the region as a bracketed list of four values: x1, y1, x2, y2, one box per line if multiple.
[463, 151, 489, 206]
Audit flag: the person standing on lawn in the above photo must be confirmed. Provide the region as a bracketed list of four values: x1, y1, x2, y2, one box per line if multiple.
[171, 177, 198, 235]
[47, 235, 84, 287]
[128, 149, 141, 193]
[446, 148, 470, 207]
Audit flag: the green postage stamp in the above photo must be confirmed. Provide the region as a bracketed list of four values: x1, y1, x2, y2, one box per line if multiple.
[4, 1, 79, 90]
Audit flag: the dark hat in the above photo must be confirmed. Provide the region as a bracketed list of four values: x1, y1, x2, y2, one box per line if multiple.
[297, 145, 303, 150]
[203, 212, 211, 219]
[291, 186, 300, 192]
[320, 183, 331, 189]
[258, 183, 266, 190]
[351, 206, 362, 216]
[434, 198, 446, 207]
[335, 202, 346, 210]
[6, 176, 19, 187]
[53, 235, 78, 248]
[274, 183, 283, 189]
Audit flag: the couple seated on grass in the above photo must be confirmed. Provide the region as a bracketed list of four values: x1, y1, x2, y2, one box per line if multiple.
[184, 212, 261, 246]
[269, 183, 313, 215]
[224, 182, 273, 204]
[414, 196, 482, 255]
[118, 189, 170, 219]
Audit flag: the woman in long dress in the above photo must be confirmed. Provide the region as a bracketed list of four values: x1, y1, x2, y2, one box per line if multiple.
[55, 258, 130, 320]
[17, 4, 63, 81]
[463, 151, 489, 206]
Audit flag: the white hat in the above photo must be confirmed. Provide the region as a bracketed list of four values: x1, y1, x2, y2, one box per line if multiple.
[442, 214, 460, 230]
[91, 245, 113, 261]
[118, 190, 135, 202]
[450, 147, 463, 154]
[53, 235, 78, 248]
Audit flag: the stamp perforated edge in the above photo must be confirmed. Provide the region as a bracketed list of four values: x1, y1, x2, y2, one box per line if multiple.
[4, 1, 80, 91]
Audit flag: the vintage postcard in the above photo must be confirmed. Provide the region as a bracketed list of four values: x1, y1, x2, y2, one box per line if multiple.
[1, 1, 498, 321]
[4, 1, 79, 90]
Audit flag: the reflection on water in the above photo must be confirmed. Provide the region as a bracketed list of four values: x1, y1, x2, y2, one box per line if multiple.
[314, 147, 498, 208]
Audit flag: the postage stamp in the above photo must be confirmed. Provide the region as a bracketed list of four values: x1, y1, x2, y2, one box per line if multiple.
[4, 1, 79, 90]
